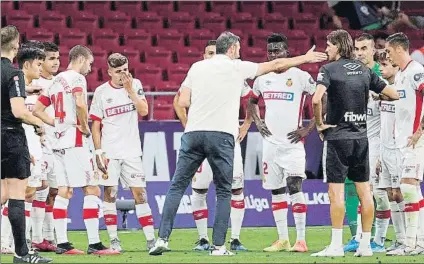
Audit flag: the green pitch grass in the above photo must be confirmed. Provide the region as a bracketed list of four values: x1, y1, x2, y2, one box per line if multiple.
[2, 226, 424, 263]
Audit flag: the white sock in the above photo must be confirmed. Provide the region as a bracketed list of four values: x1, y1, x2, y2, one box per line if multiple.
[31, 188, 48, 243]
[271, 194, 289, 241]
[191, 191, 209, 240]
[53, 196, 69, 244]
[355, 204, 362, 242]
[83, 195, 100, 245]
[359, 232, 371, 249]
[43, 204, 54, 241]
[103, 202, 118, 240]
[374, 189, 390, 246]
[136, 203, 155, 241]
[290, 192, 307, 241]
[390, 201, 406, 244]
[416, 185, 424, 247]
[1, 204, 13, 248]
[25, 202, 33, 241]
[400, 183, 419, 248]
[230, 193, 245, 240]
[330, 228, 343, 249]
[398, 200, 407, 231]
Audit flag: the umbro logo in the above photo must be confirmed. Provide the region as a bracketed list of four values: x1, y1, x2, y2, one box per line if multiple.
[343, 63, 361, 71]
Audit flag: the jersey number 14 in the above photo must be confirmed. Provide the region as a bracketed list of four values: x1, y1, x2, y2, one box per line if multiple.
[51, 92, 66, 123]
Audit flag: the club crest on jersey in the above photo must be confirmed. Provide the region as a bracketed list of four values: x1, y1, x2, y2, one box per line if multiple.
[106, 103, 136, 117]
[398, 90, 406, 98]
[286, 78, 293, 87]
[263, 91, 294, 101]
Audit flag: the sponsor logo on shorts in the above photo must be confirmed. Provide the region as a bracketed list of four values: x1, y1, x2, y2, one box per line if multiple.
[106, 103, 136, 117]
[263, 91, 294, 101]
[54, 131, 66, 139]
[131, 173, 145, 181]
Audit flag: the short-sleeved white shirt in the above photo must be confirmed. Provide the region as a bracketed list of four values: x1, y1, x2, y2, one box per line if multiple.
[89, 79, 145, 159]
[182, 55, 258, 136]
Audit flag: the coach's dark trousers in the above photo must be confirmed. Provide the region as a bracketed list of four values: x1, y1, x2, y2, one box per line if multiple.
[158, 131, 235, 246]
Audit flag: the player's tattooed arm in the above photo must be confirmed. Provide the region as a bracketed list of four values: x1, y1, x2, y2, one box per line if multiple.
[247, 97, 272, 137]
[173, 93, 188, 128]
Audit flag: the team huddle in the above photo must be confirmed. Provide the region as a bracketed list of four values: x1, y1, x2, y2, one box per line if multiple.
[1, 22, 423, 261]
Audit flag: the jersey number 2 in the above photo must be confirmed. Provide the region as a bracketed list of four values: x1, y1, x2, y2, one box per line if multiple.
[51, 92, 66, 123]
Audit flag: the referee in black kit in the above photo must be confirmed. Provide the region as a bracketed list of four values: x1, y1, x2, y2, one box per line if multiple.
[310, 30, 399, 258]
[1, 25, 51, 263]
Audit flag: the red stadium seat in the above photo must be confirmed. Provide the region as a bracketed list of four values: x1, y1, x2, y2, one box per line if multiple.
[167, 64, 189, 84]
[156, 81, 180, 92]
[1, 1, 15, 14]
[58, 30, 88, 47]
[120, 47, 141, 64]
[146, 1, 174, 16]
[187, 30, 215, 51]
[156, 29, 185, 50]
[271, 2, 299, 16]
[167, 12, 195, 30]
[288, 30, 310, 52]
[153, 106, 175, 120]
[177, 1, 206, 13]
[250, 30, 274, 48]
[242, 48, 267, 62]
[134, 64, 163, 87]
[71, 12, 99, 31]
[102, 12, 132, 31]
[26, 30, 55, 42]
[240, 2, 268, 17]
[136, 12, 163, 30]
[92, 29, 119, 50]
[141, 84, 153, 92]
[38, 12, 67, 32]
[200, 16, 226, 35]
[51, 1, 80, 16]
[301, 2, 329, 14]
[123, 29, 152, 49]
[144, 47, 173, 65]
[114, 1, 143, 17]
[18, 1, 47, 13]
[155, 96, 174, 104]
[210, 1, 238, 17]
[231, 13, 257, 32]
[83, 2, 111, 13]
[262, 13, 288, 32]
[176, 47, 203, 65]
[6, 11, 34, 33]
[293, 16, 320, 33]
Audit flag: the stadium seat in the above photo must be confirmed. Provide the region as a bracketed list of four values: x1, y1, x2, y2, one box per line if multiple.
[200, 16, 227, 35]
[153, 106, 175, 120]
[120, 47, 141, 63]
[51, 1, 80, 16]
[250, 30, 274, 48]
[123, 29, 152, 49]
[262, 13, 288, 32]
[293, 16, 320, 34]
[6, 11, 34, 33]
[70, 12, 99, 31]
[231, 13, 257, 32]
[240, 2, 268, 18]
[187, 30, 215, 51]
[242, 48, 267, 62]
[141, 84, 153, 92]
[18, 1, 47, 13]
[167, 12, 195, 30]
[156, 29, 185, 50]
[146, 1, 174, 16]
[114, 1, 143, 17]
[144, 47, 173, 65]
[1, 1, 15, 14]
[301, 2, 329, 14]
[167, 64, 189, 84]
[83, 1, 111, 13]
[177, 1, 206, 13]
[155, 96, 174, 104]
[102, 12, 132, 31]
[38, 12, 67, 32]
[136, 12, 163, 30]
[176, 47, 203, 65]
[288, 30, 310, 52]
[26, 30, 55, 42]
[271, 2, 299, 16]
[91, 29, 120, 50]
[58, 30, 88, 47]
[156, 81, 180, 92]
[210, 1, 238, 17]
[134, 64, 163, 87]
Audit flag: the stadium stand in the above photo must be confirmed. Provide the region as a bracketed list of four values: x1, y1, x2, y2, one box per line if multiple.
[2, 1, 423, 120]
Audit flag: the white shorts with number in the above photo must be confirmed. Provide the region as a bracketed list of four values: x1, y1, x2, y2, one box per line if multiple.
[28, 159, 43, 188]
[100, 156, 146, 188]
[378, 147, 401, 189]
[262, 140, 306, 190]
[399, 145, 424, 181]
[41, 152, 58, 189]
[54, 146, 97, 188]
[368, 138, 381, 187]
[192, 143, 244, 190]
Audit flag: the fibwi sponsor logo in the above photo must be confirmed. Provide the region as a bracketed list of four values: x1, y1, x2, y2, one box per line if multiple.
[106, 103, 135, 117]
[263, 91, 294, 101]
[381, 102, 395, 113]
[398, 90, 406, 99]
[344, 112, 367, 124]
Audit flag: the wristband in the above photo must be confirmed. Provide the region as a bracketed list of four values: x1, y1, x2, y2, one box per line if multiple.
[95, 149, 104, 155]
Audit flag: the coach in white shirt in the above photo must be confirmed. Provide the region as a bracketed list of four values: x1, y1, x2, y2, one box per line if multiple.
[149, 31, 327, 256]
